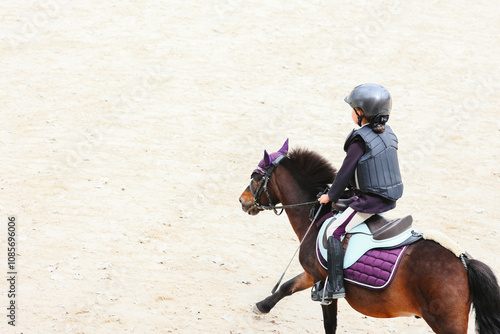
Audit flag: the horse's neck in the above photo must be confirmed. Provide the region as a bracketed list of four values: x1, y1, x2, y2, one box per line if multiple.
[275, 170, 315, 241]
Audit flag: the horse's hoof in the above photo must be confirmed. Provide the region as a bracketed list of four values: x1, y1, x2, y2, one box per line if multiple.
[251, 303, 265, 315]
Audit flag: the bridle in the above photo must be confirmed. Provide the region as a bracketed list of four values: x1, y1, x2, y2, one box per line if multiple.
[249, 154, 317, 215]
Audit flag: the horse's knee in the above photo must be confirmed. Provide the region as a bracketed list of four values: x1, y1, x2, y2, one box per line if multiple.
[288, 272, 315, 293]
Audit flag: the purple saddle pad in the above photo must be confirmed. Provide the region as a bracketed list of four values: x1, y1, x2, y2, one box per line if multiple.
[344, 246, 408, 290]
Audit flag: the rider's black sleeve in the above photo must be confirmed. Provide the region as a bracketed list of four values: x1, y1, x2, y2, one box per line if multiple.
[327, 138, 365, 203]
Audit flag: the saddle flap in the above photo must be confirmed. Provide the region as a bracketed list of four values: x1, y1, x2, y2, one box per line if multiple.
[366, 215, 413, 240]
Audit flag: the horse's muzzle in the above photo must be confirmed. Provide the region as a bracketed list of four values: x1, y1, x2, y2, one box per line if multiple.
[239, 196, 261, 215]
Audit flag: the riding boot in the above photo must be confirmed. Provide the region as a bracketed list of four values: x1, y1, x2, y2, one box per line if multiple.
[325, 236, 345, 300]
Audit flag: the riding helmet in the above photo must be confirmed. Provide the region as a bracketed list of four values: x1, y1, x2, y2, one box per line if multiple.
[344, 83, 392, 116]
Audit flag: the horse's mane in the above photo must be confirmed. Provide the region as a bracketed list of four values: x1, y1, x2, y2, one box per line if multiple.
[286, 148, 337, 192]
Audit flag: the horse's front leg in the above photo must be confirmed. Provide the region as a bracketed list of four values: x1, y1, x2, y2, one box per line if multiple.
[321, 299, 338, 334]
[252, 271, 314, 314]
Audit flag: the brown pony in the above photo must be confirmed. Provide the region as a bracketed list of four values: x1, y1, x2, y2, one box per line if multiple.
[239, 143, 500, 334]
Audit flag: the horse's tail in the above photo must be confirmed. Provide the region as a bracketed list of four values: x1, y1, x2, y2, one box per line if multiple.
[466, 257, 500, 334]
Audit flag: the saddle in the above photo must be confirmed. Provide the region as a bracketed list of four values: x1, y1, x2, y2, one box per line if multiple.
[316, 211, 422, 290]
[321, 214, 414, 250]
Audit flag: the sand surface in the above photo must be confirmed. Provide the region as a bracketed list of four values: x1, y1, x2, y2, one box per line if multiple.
[1, 0, 499, 333]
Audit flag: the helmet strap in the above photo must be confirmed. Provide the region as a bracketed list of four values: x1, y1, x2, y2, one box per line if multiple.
[354, 108, 365, 127]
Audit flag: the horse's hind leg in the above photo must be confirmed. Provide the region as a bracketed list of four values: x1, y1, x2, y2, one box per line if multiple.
[422, 308, 469, 334]
[418, 276, 470, 333]
[253, 271, 314, 314]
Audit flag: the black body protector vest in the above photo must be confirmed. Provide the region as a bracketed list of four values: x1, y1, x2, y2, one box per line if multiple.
[344, 125, 403, 201]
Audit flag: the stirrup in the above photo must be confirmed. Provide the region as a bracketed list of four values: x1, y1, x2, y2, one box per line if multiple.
[311, 280, 334, 305]
[321, 277, 334, 305]
[311, 281, 324, 302]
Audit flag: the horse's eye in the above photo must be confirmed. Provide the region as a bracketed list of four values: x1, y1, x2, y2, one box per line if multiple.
[251, 173, 263, 181]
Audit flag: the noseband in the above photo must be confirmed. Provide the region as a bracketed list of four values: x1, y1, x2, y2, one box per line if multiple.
[249, 154, 316, 215]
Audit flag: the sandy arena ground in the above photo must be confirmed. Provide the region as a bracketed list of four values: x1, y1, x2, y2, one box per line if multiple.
[1, 1, 499, 333]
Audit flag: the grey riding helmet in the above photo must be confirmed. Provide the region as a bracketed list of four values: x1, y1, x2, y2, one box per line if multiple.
[344, 83, 392, 116]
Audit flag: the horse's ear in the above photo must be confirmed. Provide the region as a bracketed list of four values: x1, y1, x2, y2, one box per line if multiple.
[263, 150, 271, 166]
[278, 138, 289, 154]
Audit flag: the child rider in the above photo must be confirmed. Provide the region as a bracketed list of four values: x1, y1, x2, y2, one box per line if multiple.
[317, 83, 404, 301]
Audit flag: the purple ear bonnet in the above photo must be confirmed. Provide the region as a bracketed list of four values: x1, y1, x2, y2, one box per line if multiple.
[253, 139, 289, 175]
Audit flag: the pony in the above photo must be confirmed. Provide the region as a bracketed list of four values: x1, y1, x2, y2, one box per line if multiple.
[239, 140, 500, 334]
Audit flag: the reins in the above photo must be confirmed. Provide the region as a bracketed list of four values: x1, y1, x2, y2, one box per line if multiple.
[253, 197, 318, 215]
